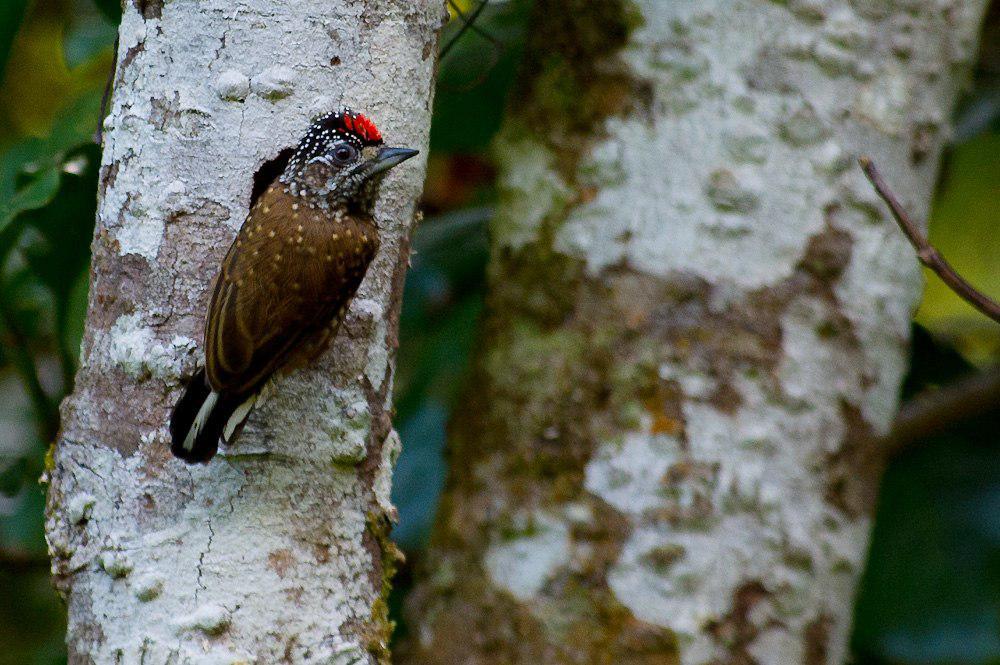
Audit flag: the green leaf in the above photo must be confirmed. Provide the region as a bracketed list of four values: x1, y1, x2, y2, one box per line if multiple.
[390, 207, 489, 549]
[8, 142, 98, 393]
[854, 434, 1000, 664]
[0, 484, 47, 555]
[61, 261, 91, 369]
[0, 154, 61, 237]
[90, 0, 123, 24]
[0, 0, 29, 75]
[20, 143, 100, 303]
[853, 327, 1000, 664]
[431, 0, 530, 153]
[65, 0, 118, 69]
[0, 458, 29, 497]
[0, 91, 101, 260]
[392, 403, 449, 549]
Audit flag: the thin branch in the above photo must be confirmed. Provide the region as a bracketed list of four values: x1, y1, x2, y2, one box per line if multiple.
[0, 548, 50, 574]
[881, 368, 1000, 459]
[412, 205, 492, 254]
[859, 157, 1000, 324]
[441, 0, 493, 60]
[439, 0, 501, 91]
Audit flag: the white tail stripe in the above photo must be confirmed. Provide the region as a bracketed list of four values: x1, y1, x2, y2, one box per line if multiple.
[182, 391, 219, 452]
[223, 393, 257, 443]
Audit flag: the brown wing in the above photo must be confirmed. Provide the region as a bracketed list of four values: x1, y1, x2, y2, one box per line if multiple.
[204, 183, 379, 396]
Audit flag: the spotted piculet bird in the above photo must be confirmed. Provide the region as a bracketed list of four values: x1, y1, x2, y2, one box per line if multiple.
[169, 109, 418, 463]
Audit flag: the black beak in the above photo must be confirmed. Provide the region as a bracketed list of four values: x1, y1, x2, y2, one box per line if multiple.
[370, 146, 419, 175]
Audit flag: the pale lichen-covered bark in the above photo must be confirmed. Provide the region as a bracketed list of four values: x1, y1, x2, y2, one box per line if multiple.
[43, 1, 444, 662]
[404, 1, 988, 663]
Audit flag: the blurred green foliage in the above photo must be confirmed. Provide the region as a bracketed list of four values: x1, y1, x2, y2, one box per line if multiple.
[0, 1, 997, 664]
[853, 327, 1000, 664]
[915, 5, 1000, 366]
[392, 206, 491, 549]
[916, 134, 1000, 364]
[0, 0, 110, 661]
[0, 2, 30, 92]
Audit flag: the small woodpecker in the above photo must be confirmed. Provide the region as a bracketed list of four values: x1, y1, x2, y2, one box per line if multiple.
[169, 108, 418, 463]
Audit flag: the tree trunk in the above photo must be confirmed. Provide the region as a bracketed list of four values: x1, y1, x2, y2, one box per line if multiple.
[403, 1, 987, 663]
[43, 1, 443, 662]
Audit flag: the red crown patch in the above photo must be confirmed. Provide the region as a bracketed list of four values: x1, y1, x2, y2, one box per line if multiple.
[342, 111, 382, 144]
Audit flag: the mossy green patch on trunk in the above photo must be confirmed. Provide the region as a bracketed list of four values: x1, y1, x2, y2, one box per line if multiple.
[401, 1, 685, 662]
[363, 511, 405, 664]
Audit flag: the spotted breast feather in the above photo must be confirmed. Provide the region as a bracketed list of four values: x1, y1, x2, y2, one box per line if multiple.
[169, 106, 416, 464]
[170, 185, 378, 463]
[206, 184, 379, 396]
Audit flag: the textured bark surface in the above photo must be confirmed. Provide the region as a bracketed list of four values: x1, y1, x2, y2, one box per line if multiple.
[403, 1, 988, 663]
[43, 1, 444, 663]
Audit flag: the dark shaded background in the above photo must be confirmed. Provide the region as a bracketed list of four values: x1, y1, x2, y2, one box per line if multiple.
[0, 2, 997, 663]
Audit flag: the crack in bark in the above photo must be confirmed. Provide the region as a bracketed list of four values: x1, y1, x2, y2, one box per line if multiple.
[44, 0, 459, 660]
[195, 519, 215, 599]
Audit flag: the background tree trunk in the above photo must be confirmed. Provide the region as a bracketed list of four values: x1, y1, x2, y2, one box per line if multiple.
[403, 1, 988, 663]
[43, 1, 443, 662]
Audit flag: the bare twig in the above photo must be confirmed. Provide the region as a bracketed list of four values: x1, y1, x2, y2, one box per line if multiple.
[859, 157, 1000, 324]
[881, 368, 1000, 458]
[440, 0, 501, 91]
[442, 0, 493, 60]
[0, 548, 50, 574]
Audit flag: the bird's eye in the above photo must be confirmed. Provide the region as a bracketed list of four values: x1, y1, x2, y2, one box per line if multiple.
[331, 143, 357, 164]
